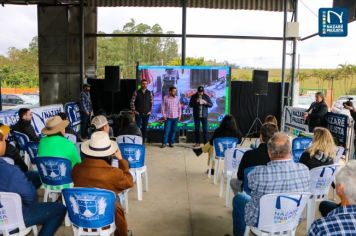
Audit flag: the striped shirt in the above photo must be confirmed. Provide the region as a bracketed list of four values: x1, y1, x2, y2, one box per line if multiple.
[245, 159, 310, 227]
[308, 205, 356, 236]
[161, 95, 181, 119]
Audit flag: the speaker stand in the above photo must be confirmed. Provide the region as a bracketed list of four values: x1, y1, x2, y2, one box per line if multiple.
[241, 95, 263, 146]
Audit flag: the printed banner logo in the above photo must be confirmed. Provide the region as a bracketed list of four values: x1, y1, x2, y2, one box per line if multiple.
[319, 8, 348, 37]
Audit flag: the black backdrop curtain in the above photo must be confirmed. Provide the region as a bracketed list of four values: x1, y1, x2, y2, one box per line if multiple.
[89, 79, 136, 115]
[230, 81, 289, 136]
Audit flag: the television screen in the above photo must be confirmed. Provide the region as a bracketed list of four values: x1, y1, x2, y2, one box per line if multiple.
[137, 65, 230, 130]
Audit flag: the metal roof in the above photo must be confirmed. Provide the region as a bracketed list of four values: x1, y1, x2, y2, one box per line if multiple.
[2, 0, 295, 12]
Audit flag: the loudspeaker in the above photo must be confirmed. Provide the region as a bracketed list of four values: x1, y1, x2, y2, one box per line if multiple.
[333, 0, 356, 22]
[104, 66, 120, 92]
[252, 70, 268, 95]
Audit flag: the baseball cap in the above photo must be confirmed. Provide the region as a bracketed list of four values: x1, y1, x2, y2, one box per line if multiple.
[198, 86, 204, 92]
[91, 115, 108, 129]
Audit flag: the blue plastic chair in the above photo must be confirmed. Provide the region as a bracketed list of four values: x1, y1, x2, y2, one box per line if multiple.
[62, 188, 116, 236]
[26, 141, 39, 164]
[13, 131, 31, 167]
[118, 143, 148, 201]
[243, 166, 256, 195]
[292, 137, 312, 163]
[211, 137, 239, 184]
[35, 157, 73, 202]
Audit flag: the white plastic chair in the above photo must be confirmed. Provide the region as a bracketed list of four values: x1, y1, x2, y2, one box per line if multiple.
[0, 192, 38, 236]
[210, 137, 239, 184]
[219, 147, 250, 207]
[244, 192, 311, 236]
[334, 146, 345, 164]
[306, 164, 340, 230]
[117, 135, 143, 145]
[64, 133, 77, 144]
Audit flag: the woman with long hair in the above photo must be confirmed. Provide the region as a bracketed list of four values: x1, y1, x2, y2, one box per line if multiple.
[299, 127, 335, 170]
[193, 115, 242, 174]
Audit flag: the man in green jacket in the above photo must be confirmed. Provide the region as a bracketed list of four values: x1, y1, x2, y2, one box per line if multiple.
[38, 116, 81, 167]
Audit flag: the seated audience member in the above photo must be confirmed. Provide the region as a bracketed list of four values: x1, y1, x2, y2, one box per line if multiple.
[118, 112, 142, 137]
[0, 130, 66, 236]
[308, 161, 356, 236]
[233, 132, 310, 236]
[193, 115, 242, 174]
[91, 115, 114, 138]
[38, 116, 81, 167]
[299, 127, 335, 170]
[12, 108, 39, 141]
[58, 112, 82, 142]
[0, 124, 41, 189]
[72, 131, 134, 236]
[230, 123, 278, 194]
[264, 115, 278, 127]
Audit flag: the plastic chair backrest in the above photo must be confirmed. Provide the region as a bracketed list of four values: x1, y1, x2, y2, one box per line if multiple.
[292, 137, 312, 150]
[35, 157, 73, 186]
[292, 149, 304, 163]
[309, 164, 339, 196]
[118, 143, 145, 169]
[213, 137, 239, 158]
[117, 135, 143, 145]
[62, 188, 115, 229]
[335, 146, 345, 163]
[0, 192, 27, 232]
[257, 192, 311, 232]
[2, 157, 14, 165]
[13, 131, 30, 151]
[224, 148, 250, 173]
[64, 133, 77, 144]
[243, 166, 256, 195]
[26, 141, 39, 164]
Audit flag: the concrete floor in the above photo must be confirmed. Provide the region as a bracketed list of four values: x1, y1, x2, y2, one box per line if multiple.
[54, 141, 327, 236]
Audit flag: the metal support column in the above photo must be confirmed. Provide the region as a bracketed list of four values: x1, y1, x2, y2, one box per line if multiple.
[290, 0, 299, 106]
[79, 0, 85, 88]
[181, 0, 187, 66]
[280, 0, 288, 122]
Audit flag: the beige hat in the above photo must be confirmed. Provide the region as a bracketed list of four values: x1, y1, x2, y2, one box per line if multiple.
[91, 115, 108, 130]
[41, 116, 69, 135]
[81, 131, 118, 157]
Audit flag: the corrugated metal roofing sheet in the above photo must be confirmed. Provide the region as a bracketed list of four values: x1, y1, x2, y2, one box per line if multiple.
[88, 0, 294, 11]
[2, 0, 294, 12]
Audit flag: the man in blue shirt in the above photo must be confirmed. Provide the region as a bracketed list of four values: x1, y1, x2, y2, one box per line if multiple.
[0, 132, 66, 236]
[308, 161, 356, 236]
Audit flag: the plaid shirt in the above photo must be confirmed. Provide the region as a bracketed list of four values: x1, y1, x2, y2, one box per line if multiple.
[80, 91, 92, 114]
[161, 95, 181, 119]
[245, 159, 310, 227]
[308, 205, 356, 236]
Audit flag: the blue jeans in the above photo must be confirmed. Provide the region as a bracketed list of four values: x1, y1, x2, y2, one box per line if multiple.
[25, 171, 42, 189]
[81, 112, 90, 139]
[136, 114, 149, 142]
[233, 192, 251, 236]
[163, 118, 178, 145]
[194, 117, 208, 144]
[23, 202, 66, 236]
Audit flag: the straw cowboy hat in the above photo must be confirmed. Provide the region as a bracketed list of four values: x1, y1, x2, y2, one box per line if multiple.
[41, 116, 69, 135]
[81, 131, 118, 157]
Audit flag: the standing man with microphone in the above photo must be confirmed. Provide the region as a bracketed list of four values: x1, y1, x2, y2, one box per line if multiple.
[189, 86, 213, 147]
[131, 79, 153, 143]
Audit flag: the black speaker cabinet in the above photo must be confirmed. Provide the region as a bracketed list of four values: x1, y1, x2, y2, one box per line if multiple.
[104, 66, 120, 92]
[252, 70, 268, 95]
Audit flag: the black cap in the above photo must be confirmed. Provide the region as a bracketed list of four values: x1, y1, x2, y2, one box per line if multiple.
[198, 86, 204, 92]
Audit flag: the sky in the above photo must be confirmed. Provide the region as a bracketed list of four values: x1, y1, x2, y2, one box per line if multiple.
[0, 0, 355, 69]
